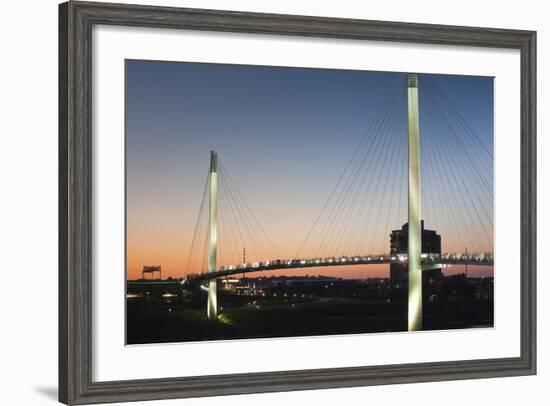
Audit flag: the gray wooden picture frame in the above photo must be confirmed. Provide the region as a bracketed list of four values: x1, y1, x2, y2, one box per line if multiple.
[59, 1, 537, 404]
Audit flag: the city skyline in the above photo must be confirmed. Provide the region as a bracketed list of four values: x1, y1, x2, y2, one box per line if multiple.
[126, 60, 494, 280]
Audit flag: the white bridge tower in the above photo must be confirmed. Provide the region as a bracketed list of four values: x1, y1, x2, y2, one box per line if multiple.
[407, 74, 422, 332]
[207, 150, 218, 320]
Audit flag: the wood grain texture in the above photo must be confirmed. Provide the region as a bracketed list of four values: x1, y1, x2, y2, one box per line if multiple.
[58, 1, 537, 404]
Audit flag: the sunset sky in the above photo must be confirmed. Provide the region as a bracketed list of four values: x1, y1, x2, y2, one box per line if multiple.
[126, 60, 494, 280]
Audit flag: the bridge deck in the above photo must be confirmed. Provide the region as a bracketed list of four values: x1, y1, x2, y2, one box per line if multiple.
[186, 257, 493, 282]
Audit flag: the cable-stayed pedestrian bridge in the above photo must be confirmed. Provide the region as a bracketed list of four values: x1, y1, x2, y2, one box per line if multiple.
[179, 73, 494, 332]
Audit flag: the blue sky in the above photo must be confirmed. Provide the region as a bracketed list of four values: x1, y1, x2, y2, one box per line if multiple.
[125, 59, 493, 278]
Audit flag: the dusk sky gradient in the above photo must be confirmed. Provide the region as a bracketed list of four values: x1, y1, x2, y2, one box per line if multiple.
[126, 60, 494, 280]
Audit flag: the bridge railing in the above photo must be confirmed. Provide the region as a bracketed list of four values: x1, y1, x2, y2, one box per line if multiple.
[184, 252, 493, 282]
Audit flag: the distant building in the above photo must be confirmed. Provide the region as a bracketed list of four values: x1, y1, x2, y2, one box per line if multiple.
[389, 221, 443, 289]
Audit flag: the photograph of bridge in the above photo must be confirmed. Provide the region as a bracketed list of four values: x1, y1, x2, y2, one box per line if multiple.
[125, 60, 494, 344]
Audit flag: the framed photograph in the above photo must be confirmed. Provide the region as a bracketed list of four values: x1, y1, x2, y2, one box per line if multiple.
[59, 1, 536, 404]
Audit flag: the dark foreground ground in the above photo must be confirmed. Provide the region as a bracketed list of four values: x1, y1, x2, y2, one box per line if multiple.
[126, 296, 493, 344]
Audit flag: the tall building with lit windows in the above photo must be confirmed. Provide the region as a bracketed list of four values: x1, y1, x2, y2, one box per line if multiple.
[389, 221, 442, 289]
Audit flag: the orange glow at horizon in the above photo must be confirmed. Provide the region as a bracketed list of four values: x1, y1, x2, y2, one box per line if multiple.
[125, 64, 494, 282]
